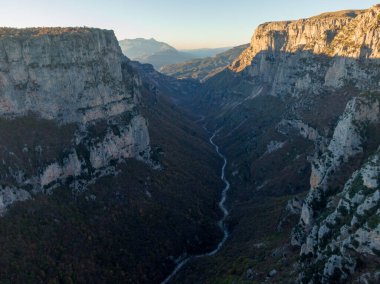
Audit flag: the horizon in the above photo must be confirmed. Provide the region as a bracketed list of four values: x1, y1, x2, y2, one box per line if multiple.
[1, 0, 380, 49]
[1, 1, 380, 283]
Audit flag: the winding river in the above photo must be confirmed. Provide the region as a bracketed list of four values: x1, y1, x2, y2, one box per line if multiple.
[161, 131, 230, 284]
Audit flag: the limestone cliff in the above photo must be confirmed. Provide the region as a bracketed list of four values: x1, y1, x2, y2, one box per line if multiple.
[0, 28, 225, 284]
[296, 147, 380, 283]
[191, 4, 380, 283]
[0, 28, 152, 213]
[0, 27, 138, 124]
[228, 6, 380, 98]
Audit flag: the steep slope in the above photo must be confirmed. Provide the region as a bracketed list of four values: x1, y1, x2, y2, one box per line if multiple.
[160, 44, 249, 81]
[179, 47, 231, 58]
[137, 49, 195, 70]
[170, 5, 380, 283]
[0, 28, 223, 283]
[118, 37, 176, 59]
[129, 61, 200, 108]
[0, 27, 151, 202]
[119, 38, 195, 69]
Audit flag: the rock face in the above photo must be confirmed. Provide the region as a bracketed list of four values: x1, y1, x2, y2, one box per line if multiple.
[0, 186, 31, 215]
[186, 4, 380, 283]
[160, 44, 249, 82]
[119, 38, 194, 69]
[296, 151, 380, 283]
[0, 28, 151, 213]
[0, 28, 139, 124]
[199, 9, 379, 109]
[230, 9, 362, 72]
[287, 93, 380, 283]
[298, 95, 380, 229]
[0, 28, 224, 284]
[119, 37, 176, 60]
[226, 7, 380, 98]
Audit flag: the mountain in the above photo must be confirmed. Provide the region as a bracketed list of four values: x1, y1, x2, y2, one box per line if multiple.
[179, 46, 231, 58]
[118, 37, 175, 59]
[133, 48, 194, 70]
[165, 5, 380, 283]
[3, 4, 380, 284]
[160, 44, 249, 81]
[0, 27, 223, 283]
[119, 38, 195, 69]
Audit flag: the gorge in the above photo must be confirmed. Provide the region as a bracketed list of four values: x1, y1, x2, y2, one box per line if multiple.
[162, 130, 231, 284]
[1, 3, 380, 284]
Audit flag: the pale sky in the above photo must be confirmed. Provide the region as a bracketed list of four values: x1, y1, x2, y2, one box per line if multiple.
[0, 0, 379, 49]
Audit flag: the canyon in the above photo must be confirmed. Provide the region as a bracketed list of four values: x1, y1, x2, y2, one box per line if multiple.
[0, 27, 221, 283]
[1, 3, 380, 284]
[165, 4, 380, 283]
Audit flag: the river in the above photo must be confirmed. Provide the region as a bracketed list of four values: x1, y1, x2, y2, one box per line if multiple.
[161, 130, 230, 284]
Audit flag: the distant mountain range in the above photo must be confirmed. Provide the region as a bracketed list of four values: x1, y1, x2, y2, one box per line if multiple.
[118, 38, 231, 70]
[180, 47, 231, 58]
[160, 44, 249, 81]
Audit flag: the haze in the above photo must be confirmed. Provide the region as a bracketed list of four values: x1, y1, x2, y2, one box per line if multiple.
[1, 0, 379, 49]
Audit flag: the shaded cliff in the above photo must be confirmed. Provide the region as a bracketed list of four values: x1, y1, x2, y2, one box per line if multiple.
[0, 27, 151, 208]
[0, 28, 223, 284]
[160, 44, 249, 82]
[0, 28, 139, 123]
[172, 5, 380, 283]
[119, 38, 195, 69]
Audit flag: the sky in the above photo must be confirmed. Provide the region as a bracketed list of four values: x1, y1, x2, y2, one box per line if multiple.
[0, 0, 379, 49]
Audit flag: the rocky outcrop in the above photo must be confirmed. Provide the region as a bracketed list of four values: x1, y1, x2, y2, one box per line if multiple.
[0, 186, 31, 214]
[192, 4, 380, 283]
[264, 140, 285, 155]
[0, 26, 231, 284]
[292, 94, 380, 242]
[277, 119, 327, 148]
[0, 28, 152, 212]
[228, 6, 380, 98]
[35, 114, 151, 191]
[309, 96, 379, 191]
[160, 44, 249, 82]
[0, 27, 138, 124]
[230, 9, 362, 72]
[88, 115, 150, 170]
[296, 151, 380, 283]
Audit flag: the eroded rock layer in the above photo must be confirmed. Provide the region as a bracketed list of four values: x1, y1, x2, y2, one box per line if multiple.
[179, 4, 380, 283]
[0, 27, 151, 212]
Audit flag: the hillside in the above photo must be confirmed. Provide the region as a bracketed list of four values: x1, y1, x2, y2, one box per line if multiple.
[118, 37, 175, 59]
[160, 44, 249, 81]
[3, 3, 380, 284]
[167, 5, 380, 283]
[119, 38, 195, 69]
[179, 46, 231, 58]
[0, 27, 223, 283]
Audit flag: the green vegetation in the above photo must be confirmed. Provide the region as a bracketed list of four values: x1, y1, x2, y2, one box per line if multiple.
[0, 115, 77, 187]
[0, 88, 224, 283]
[0, 27, 107, 39]
[348, 174, 367, 198]
[171, 194, 302, 283]
[367, 214, 380, 229]
[338, 205, 349, 216]
[316, 206, 335, 224]
[372, 248, 380, 257]
[160, 44, 249, 81]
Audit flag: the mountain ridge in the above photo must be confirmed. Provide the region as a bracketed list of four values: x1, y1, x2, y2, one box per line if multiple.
[160, 44, 249, 82]
[167, 4, 380, 283]
[2, 3, 380, 284]
[0, 27, 223, 283]
[119, 37, 234, 70]
[118, 37, 194, 69]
